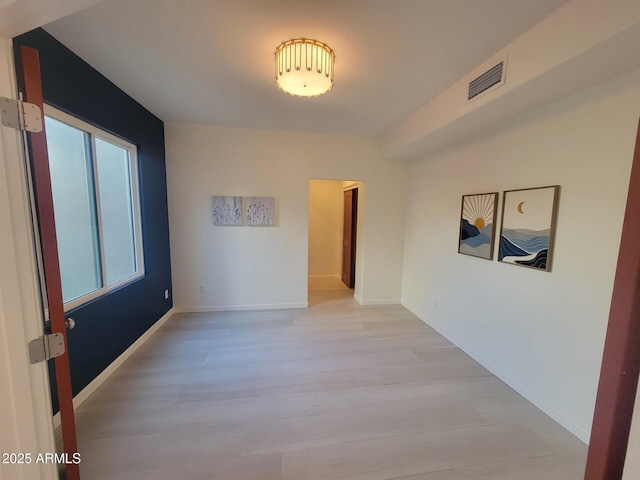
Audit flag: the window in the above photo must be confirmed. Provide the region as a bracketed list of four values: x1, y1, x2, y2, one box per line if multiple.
[44, 106, 144, 310]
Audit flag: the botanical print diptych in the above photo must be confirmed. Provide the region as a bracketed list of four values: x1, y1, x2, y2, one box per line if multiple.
[246, 197, 276, 226]
[211, 196, 243, 225]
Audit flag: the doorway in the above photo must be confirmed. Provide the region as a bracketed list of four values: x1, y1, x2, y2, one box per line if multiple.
[308, 179, 360, 306]
[341, 187, 358, 288]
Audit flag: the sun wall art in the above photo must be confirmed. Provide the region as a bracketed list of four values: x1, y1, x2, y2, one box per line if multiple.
[498, 186, 560, 271]
[458, 192, 499, 260]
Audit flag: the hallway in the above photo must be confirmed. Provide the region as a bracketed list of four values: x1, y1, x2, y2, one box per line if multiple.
[308, 275, 354, 306]
[66, 285, 587, 479]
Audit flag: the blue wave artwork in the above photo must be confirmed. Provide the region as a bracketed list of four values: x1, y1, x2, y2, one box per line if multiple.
[499, 227, 551, 269]
[516, 249, 548, 269]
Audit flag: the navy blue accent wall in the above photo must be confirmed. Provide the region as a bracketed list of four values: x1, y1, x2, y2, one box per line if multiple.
[13, 29, 173, 412]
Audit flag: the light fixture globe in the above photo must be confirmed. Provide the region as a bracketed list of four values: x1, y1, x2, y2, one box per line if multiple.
[275, 38, 335, 97]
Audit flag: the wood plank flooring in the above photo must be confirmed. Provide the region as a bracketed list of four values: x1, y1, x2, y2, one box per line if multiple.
[70, 277, 587, 479]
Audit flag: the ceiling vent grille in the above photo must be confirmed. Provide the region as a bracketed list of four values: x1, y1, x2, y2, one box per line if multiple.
[468, 61, 505, 101]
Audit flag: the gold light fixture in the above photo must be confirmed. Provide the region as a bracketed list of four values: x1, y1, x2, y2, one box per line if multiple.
[275, 38, 335, 97]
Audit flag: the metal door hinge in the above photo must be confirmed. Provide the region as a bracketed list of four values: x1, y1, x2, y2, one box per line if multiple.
[28, 333, 65, 364]
[0, 96, 43, 133]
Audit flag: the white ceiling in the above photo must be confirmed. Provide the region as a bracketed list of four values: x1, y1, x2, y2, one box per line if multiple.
[39, 0, 569, 136]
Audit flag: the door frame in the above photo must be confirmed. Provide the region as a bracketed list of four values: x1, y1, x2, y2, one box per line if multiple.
[0, 36, 58, 480]
[307, 179, 364, 303]
[19, 45, 80, 479]
[341, 186, 358, 289]
[585, 117, 640, 479]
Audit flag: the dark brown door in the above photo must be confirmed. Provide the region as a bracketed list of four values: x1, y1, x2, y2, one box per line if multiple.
[20, 46, 80, 480]
[341, 188, 358, 288]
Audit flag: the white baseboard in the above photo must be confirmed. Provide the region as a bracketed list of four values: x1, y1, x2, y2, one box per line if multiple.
[401, 300, 590, 444]
[353, 294, 401, 306]
[174, 302, 308, 313]
[53, 307, 175, 428]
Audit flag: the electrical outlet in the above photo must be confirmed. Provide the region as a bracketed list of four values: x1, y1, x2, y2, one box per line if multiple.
[164, 289, 169, 300]
[199, 285, 206, 294]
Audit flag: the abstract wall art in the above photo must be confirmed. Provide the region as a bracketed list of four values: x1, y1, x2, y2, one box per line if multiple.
[211, 196, 243, 226]
[498, 186, 560, 271]
[458, 192, 499, 260]
[246, 196, 276, 226]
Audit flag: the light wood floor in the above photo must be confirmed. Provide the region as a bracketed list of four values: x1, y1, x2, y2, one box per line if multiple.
[70, 277, 587, 479]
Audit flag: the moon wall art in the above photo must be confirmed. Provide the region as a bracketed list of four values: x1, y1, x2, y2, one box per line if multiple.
[498, 186, 560, 271]
[458, 192, 499, 260]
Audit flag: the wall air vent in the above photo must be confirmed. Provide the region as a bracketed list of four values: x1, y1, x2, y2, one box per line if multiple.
[468, 61, 505, 101]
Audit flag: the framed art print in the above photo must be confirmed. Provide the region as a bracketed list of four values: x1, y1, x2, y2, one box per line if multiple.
[212, 196, 243, 226]
[458, 192, 499, 260]
[246, 196, 276, 226]
[498, 185, 559, 271]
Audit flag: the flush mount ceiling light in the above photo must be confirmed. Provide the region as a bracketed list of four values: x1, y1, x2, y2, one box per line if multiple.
[275, 38, 335, 97]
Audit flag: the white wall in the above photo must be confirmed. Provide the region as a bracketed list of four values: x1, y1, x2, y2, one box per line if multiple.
[401, 68, 640, 442]
[165, 124, 406, 310]
[308, 180, 343, 278]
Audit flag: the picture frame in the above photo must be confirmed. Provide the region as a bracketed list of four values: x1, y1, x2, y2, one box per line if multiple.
[498, 185, 560, 272]
[211, 196, 243, 226]
[246, 196, 276, 226]
[458, 192, 499, 260]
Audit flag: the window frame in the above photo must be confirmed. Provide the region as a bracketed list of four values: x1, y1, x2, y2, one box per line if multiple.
[44, 105, 145, 312]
